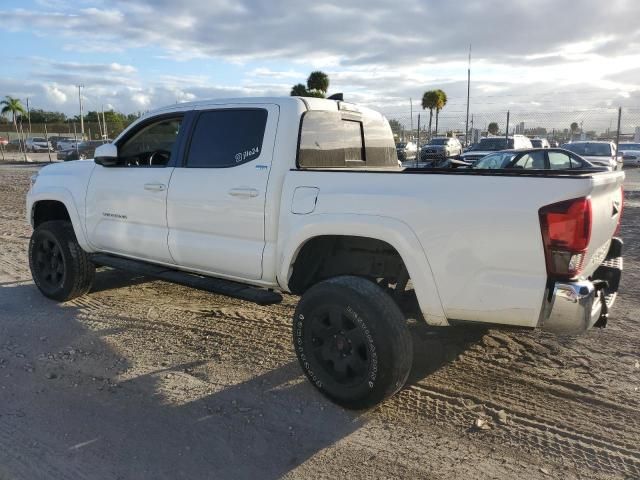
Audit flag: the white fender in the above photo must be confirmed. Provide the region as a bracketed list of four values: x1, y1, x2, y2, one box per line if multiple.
[278, 213, 448, 326]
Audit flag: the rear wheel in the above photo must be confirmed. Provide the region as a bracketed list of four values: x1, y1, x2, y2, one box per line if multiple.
[293, 275, 413, 409]
[29, 221, 95, 301]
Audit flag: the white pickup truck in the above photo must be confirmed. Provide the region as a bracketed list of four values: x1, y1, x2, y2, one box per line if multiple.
[26, 97, 624, 409]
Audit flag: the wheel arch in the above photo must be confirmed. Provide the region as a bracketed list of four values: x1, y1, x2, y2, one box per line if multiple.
[278, 214, 447, 325]
[28, 190, 93, 252]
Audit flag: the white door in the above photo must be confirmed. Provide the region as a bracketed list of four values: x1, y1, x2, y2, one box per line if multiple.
[85, 115, 185, 264]
[167, 105, 279, 280]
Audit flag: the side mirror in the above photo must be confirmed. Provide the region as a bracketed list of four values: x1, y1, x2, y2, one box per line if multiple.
[94, 143, 118, 166]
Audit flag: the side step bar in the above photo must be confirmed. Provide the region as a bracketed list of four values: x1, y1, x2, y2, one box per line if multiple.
[91, 254, 283, 306]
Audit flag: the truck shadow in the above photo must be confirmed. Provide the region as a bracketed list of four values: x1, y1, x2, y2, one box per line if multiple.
[0, 282, 365, 480]
[406, 320, 487, 384]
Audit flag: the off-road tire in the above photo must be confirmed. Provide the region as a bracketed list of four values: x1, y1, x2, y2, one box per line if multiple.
[29, 220, 95, 302]
[293, 275, 413, 409]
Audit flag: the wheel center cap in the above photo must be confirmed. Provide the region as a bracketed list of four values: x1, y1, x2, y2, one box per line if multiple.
[334, 333, 351, 355]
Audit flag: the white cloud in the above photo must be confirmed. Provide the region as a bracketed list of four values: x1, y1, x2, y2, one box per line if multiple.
[1, 0, 639, 116]
[44, 84, 68, 104]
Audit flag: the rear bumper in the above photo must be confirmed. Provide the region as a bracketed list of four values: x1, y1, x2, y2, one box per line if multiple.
[539, 238, 623, 335]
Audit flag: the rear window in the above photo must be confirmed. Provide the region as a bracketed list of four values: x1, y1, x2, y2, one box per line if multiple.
[298, 110, 397, 168]
[476, 138, 513, 150]
[563, 143, 612, 156]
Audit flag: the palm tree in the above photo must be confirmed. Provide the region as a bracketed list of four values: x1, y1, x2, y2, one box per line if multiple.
[570, 122, 579, 140]
[434, 89, 447, 135]
[421, 90, 439, 138]
[290, 84, 308, 96]
[1, 96, 27, 147]
[307, 71, 329, 97]
[488, 122, 499, 135]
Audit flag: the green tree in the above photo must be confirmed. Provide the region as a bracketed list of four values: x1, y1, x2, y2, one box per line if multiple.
[1, 96, 27, 145]
[26, 109, 66, 123]
[488, 122, 499, 135]
[434, 89, 447, 135]
[388, 119, 404, 136]
[1, 96, 26, 126]
[290, 83, 308, 96]
[421, 90, 439, 138]
[307, 71, 329, 97]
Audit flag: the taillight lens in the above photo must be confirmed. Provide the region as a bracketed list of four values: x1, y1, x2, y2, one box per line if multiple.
[539, 197, 592, 279]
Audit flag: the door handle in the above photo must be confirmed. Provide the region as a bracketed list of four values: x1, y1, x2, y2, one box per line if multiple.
[144, 183, 166, 191]
[228, 188, 259, 198]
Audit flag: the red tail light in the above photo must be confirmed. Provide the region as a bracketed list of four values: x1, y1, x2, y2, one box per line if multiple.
[539, 197, 592, 279]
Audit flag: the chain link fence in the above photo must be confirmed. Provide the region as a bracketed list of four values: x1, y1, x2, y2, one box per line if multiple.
[2, 105, 640, 161]
[385, 107, 640, 148]
[0, 121, 132, 161]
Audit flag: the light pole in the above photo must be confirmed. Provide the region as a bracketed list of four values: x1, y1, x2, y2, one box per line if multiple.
[77, 84, 85, 139]
[464, 45, 471, 147]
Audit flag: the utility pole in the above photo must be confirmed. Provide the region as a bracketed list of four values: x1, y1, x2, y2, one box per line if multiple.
[416, 113, 421, 168]
[26, 97, 32, 135]
[77, 84, 85, 139]
[464, 44, 471, 147]
[410, 98, 413, 137]
[101, 105, 107, 140]
[615, 107, 622, 154]
[505, 111, 510, 145]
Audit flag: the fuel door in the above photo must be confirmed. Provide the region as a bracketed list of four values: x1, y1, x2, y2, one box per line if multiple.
[291, 186, 319, 215]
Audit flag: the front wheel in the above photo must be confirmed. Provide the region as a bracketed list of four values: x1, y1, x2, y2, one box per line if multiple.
[29, 221, 95, 302]
[293, 276, 413, 409]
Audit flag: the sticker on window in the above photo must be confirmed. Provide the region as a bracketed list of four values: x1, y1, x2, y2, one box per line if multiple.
[235, 146, 260, 163]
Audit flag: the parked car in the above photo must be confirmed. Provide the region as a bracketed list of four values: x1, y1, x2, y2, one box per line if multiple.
[27, 96, 624, 409]
[420, 137, 462, 161]
[562, 141, 622, 171]
[460, 135, 532, 165]
[395, 141, 417, 162]
[25, 137, 53, 152]
[56, 138, 82, 151]
[57, 140, 106, 161]
[618, 142, 640, 167]
[530, 138, 550, 148]
[7, 138, 23, 151]
[473, 148, 598, 170]
[0, 137, 8, 146]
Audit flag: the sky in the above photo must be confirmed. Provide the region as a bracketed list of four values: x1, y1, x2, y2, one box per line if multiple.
[1, 0, 639, 120]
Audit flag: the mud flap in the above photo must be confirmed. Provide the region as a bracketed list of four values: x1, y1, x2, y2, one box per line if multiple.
[592, 238, 623, 329]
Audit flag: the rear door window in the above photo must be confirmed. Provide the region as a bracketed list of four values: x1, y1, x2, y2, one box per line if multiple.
[186, 109, 268, 168]
[548, 151, 572, 169]
[511, 150, 546, 169]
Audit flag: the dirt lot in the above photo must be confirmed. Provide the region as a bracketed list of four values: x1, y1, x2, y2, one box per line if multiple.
[0, 163, 639, 480]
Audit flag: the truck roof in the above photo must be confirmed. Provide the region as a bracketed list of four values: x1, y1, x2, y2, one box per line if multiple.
[141, 96, 383, 121]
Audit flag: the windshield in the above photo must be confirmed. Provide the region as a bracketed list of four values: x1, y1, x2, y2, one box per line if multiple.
[32, 137, 46, 142]
[396, 143, 406, 148]
[563, 143, 612, 156]
[530, 139, 542, 147]
[473, 152, 517, 169]
[620, 143, 640, 150]
[429, 138, 448, 145]
[474, 138, 514, 151]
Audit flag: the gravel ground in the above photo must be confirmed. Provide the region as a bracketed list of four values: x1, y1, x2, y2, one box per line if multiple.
[0, 163, 639, 480]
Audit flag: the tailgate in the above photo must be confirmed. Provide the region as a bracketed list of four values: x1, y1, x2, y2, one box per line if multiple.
[583, 171, 625, 277]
